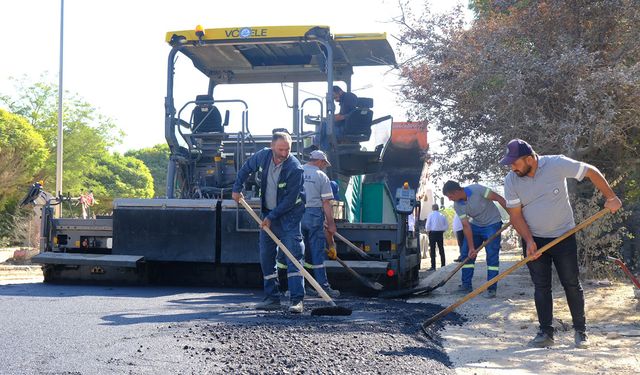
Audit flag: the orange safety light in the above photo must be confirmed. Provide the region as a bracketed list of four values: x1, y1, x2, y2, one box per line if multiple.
[386, 269, 395, 277]
[403, 182, 409, 189]
[195, 25, 205, 39]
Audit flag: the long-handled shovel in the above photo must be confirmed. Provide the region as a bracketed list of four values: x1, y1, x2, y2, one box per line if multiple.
[422, 208, 610, 333]
[332, 256, 384, 291]
[239, 198, 352, 316]
[333, 230, 378, 261]
[381, 222, 512, 299]
[325, 237, 384, 291]
[427, 222, 512, 292]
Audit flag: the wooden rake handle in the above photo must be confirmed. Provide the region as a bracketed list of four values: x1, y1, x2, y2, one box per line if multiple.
[238, 198, 335, 305]
[334, 256, 384, 291]
[437, 222, 513, 288]
[422, 208, 610, 329]
[333, 230, 375, 260]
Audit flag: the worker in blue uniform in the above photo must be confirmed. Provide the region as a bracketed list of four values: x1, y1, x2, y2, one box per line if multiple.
[442, 180, 507, 298]
[232, 132, 306, 313]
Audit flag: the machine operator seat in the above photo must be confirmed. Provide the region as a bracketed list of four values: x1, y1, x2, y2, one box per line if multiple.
[334, 98, 385, 175]
[192, 94, 223, 134]
[189, 95, 227, 158]
[340, 97, 374, 142]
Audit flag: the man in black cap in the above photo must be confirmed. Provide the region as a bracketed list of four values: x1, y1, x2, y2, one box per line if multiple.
[499, 139, 622, 349]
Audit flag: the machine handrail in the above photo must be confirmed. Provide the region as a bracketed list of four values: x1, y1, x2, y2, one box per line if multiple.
[299, 97, 324, 155]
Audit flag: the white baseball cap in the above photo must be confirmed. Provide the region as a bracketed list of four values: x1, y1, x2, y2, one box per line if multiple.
[309, 150, 331, 167]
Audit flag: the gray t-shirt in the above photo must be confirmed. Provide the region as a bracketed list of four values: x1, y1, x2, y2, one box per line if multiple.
[265, 158, 283, 210]
[504, 155, 589, 238]
[303, 164, 334, 208]
[453, 184, 502, 227]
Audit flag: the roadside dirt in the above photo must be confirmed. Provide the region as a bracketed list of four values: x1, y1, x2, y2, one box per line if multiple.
[0, 248, 43, 285]
[413, 245, 640, 374]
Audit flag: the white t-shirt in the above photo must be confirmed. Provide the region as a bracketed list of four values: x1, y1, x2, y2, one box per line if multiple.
[452, 214, 463, 232]
[426, 211, 448, 232]
[408, 213, 416, 232]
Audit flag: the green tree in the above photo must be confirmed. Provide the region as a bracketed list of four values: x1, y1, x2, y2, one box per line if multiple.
[441, 207, 456, 240]
[1, 75, 123, 195]
[87, 153, 154, 213]
[0, 109, 48, 243]
[126, 144, 169, 198]
[0, 109, 48, 201]
[1, 75, 154, 218]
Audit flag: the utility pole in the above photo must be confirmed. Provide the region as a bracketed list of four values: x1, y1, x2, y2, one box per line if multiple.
[55, 0, 64, 217]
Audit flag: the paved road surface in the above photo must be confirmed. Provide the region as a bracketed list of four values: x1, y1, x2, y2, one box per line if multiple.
[0, 282, 458, 374]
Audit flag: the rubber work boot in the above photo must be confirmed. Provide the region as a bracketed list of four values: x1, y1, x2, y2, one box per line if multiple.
[528, 331, 555, 348]
[279, 291, 290, 306]
[255, 298, 281, 311]
[322, 285, 340, 298]
[575, 331, 590, 348]
[305, 285, 319, 297]
[485, 289, 497, 299]
[289, 300, 304, 314]
[457, 284, 472, 293]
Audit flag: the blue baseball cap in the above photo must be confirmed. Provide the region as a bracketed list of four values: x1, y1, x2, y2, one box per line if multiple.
[499, 139, 534, 165]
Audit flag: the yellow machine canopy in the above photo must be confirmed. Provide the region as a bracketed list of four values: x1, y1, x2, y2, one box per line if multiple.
[165, 25, 397, 84]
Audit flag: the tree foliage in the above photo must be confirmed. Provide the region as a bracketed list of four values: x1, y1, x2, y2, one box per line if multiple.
[0, 76, 154, 220]
[0, 109, 48, 202]
[397, 0, 640, 275]
[0, 109, 48, 243]
[397, 0, 640, 183]
[86, 153, 154, 213]
[126, 144, 169, 198]
[1, 75, 124, 195]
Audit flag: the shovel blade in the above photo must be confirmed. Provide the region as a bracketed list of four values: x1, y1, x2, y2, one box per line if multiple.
[311, 306, 353, 316]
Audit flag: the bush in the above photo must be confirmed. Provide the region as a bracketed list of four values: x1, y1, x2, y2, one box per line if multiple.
[574, 191, 629, 279]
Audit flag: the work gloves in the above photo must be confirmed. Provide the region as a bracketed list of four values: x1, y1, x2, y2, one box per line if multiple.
[326, 246, 337, 260]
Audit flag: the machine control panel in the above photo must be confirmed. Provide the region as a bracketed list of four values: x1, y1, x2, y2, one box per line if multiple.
[395, 183, 416, 214]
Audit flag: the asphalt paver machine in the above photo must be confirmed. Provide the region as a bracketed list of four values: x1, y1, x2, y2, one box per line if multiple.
[33, 25, 422, 291]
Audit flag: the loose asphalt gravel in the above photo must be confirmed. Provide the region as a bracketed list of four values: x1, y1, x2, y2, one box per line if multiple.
[0, 282, 462, 374]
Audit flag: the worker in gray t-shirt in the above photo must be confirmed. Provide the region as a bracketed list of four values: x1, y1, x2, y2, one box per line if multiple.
[500, 138, 622, 349]
[277, 150, 340, 298]
[442, 181, 506, 297]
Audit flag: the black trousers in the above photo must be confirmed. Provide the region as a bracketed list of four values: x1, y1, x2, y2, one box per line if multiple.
[524, 234, 586, 335]
[455, 230, 464, 255]
[428, 231, 446, 268]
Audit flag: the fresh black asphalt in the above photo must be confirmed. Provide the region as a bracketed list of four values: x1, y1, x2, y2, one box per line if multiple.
[0, 283, 463, 374]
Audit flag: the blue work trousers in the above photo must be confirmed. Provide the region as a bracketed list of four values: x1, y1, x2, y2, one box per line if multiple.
[301, 207, 330, 286]
[524, 234, 585, 334]
[260, 206, 305, 303]
[460, 221, 502, 290]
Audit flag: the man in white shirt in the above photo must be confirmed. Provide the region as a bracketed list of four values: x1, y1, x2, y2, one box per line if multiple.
[452, 214, 464, 262]
[425, 204, 449, 270]
[408, 212, 416, 236]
